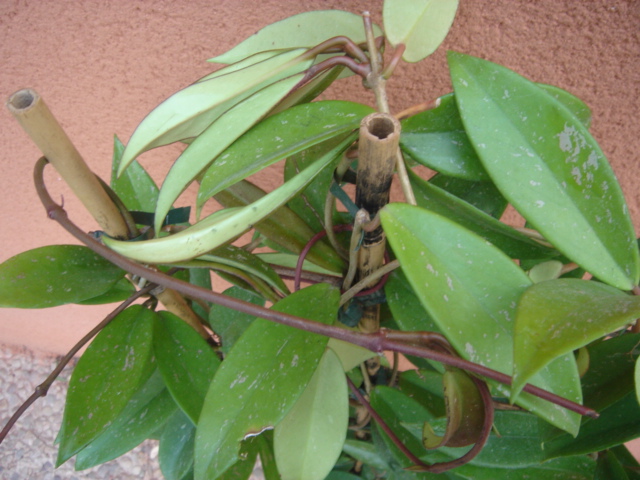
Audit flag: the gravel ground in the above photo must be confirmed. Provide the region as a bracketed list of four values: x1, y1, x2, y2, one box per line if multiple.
[0, 343, 263, 480]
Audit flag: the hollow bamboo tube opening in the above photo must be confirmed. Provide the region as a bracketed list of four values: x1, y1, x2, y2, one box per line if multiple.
[7, 88, 130, 238]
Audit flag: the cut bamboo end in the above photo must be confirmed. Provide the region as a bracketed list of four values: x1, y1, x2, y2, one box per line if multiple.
[356, 113, 401, 219]
[7, 88, 129, 238]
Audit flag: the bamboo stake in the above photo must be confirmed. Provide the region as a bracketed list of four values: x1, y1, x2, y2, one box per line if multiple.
[7, 89, 130, 238]
[355, 113, 401, 335]
[7, 89, 208, 338]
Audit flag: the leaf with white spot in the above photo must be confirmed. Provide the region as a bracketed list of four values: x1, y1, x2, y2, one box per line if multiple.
[0, 245, 125, 308]
[197, 100, 373, 211]
[118, 49, 311, 174]
[449, 51, 639, 290]
[381, 203, 582, 434]
[57, 306, 156, 465]
[194, 284, 339, 480]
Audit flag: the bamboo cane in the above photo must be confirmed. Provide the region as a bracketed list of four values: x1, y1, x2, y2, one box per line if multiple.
[355, 113, 401, 335]
[7, 88, 208, 338]
[7, 89, 130, 238]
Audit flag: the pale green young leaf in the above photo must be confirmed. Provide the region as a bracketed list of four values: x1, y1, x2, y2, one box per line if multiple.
[512, 278, 640, 398]
[118, 49, 311, 173]
[201, 51, 284, 79]
[327, 338, 376, 372]
[57, 306, 156, 464]
[104, 137, 347, 264]
[448, 51, 639, 290]
[381, 203, 581, 434]
[215, 181, 346, 274]
[153, 311, 221, 424]
[153, 74, 304, 234]
[274, 348, 348, 480]
[197, 101, 372, 210]
[194, 284, 339, 480]
[110, 135, 158, 212]
[0, 245, 125, 308]
[210, 10, 381, 64]
[383, 0, 459, 62]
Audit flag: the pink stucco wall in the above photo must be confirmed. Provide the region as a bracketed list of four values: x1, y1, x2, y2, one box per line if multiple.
[1, 0, 640, 354]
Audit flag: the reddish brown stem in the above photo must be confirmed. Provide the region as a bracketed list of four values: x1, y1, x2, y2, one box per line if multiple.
[33, 157, 598, 419]
[0, 281, 157, 446]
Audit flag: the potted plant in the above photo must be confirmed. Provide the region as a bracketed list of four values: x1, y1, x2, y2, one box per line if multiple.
[2, 1, 640, 479]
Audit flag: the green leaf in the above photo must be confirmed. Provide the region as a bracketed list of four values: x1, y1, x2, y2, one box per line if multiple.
[197, 101, 372, 209]
[154, 311, 221, 424]
[74, 370, 177, 469]
[383, 0, 459, 62]
[274, 348, 348, 480]
[215, 180, 346, 274]
[57, 305, 156, 464]
[512, 279, 640, 398]
[0, 245, 125, 308]
[104, 138, 346, 264]
[119, 49, 311, 172]
[327, 338, 376, 372]
[76, 277, 136, 305]
[409, 168, 555, 259]
[579, 334, 640, 411]
[369, 385, 434, 468]
[428, 173, 507, 219]
[159, 410, 196, 480]
[596, 451, 630, 480]
[386, 271, 445, 371]
[448, 51, 639, 290]
[210, 10, 381, 64]
[537, 84, 592, 129]
[257, 252, 340, 276]
[451, 456, 596, 480]
[194, 284, 339, 480]
[256, 431, 281, 480]
[153, 74, 304, 234]
[208, 286, 265, 355]
[544, 392, 640, 458]
[110, 135, 159, 212]
[158, 409, 196, 480]
[381, 203, 581, 434]
[342, 439, 391, 472]
[284, 132, 355, 231]
[205, 247, 289, 297]
[527, 260, 563, 283]
[400, 94, 487, 180]
[217, 438, 261, 480]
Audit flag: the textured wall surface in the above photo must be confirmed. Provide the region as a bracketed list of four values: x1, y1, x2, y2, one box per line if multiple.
[1, 0, 639, 353]
[1, 1, 640, 478]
